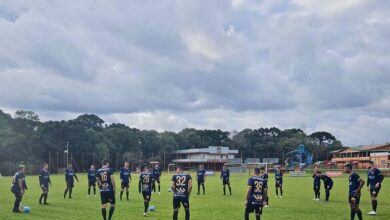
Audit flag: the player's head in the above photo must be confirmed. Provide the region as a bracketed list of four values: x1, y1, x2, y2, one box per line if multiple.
[143, 165, 149, 172]
[223, 164, 227, 170]
[254, 167, 261, 175]
[276, 166, 280, 171]
[260, 167, 265, 174]
[344, 163, 353, 173]
[68, 163, 72, 169]
[42, 163, 48, 170]
[316, 171, 322, 176]
[176, 165, 182, 173]
[367, 161, 374, 169]
[90, 164, 95, 169]
[18, 165, 25, 173]
[102, 159, 109, 167]
[124, 160, 129, 167]
[154, 164, 159, 169]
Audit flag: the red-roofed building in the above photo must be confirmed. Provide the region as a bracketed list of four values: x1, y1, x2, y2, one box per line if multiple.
[331, 143, 390, 168]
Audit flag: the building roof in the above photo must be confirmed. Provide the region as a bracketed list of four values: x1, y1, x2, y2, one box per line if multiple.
[336, 143, 390, 153]
[174, 146, 239, 154]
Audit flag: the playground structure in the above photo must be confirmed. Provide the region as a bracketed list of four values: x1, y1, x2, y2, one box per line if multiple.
[285, 144, 313, 170]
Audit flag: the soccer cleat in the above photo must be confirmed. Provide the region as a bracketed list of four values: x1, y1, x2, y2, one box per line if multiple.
[144, 212, 148, 217]
[367, 211, 377, 215]
[94, 195, 96, 197]
[280, 196, 282, 199]
[158, 192, 160, 195]
[315, 198, 320, 201]
[264, 205, 269, 208]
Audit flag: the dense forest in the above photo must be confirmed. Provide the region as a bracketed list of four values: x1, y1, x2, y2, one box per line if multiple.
[0, 109, 343, 175]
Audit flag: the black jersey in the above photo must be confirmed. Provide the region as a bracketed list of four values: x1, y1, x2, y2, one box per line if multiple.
[172, 173, 192, 197]
[97, 167, 114, 192]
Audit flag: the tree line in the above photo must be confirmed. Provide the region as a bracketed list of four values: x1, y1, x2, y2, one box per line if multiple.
[0, 109, 343, 175]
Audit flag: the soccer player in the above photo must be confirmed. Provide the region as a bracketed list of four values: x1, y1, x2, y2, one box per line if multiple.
[171, 165, 192, 220]
[275, 167, 283, 198]
[152, 164, 162, 195]
[88, 164, 97, 197]
[260, 167, 269, 207]
[344, 163, 365, 220]
[313, 171, 321, 201]
[139, 166, 153, 217]
[221, 165, 232, 196]
[120, 161, 131, 200]
[97, 160, 116, 220]
[245, 167, 264, 220]
[320, 173, 333, 201]
[64, 163, 79, 199]
[39, 163, 52, 204]
[196, 164, 206, 195]
[11, 165, 27, 213]
[366, 161, 384, 215]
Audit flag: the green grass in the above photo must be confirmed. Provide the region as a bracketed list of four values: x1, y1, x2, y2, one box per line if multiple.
[0, 172, 388, 220]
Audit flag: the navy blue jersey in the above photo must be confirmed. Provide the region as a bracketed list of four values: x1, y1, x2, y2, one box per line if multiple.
[39, 169, 51, 187]
[152, 168, 162, 179]
[262, 173, 269, 187]
[349, 172, 361, 196]
[221, 169, 230, 181]
[12, 171, 27, 191]
[321, 175, 333, 186]
[367, 168, 384, 187]
[197, 169, 206, 181]
[248, 176, 265, 200]
[65, 168, 78, 183]
[139, 172, 153, 192]
[313, 174, 321, 186]
[172, 173, 192, 197]
[97, 168, 114, 192]
[87, 168, 97, 183]
[275, 171, 283, 183]
[120, 167, 131, 183]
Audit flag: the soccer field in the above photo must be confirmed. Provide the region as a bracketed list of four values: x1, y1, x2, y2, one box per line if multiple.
[0, 173, 388, 220]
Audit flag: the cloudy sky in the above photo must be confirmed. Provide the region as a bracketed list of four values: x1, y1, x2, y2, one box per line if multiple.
[0, 0, 389, 146]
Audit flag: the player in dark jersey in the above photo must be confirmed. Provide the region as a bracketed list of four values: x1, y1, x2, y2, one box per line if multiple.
[120, 161, 131, 200]
[196, 164, 206, 195]
[245, 167, 264, 220]
[39, 163, 52, 205]
[97, 160, 116, 220]
[11, 165, 27, 213]
[139, 166, 153, 217]
[87, 164, 97, 197]
[152, 164, 162, 195]
[221, 165, 232, 196]
[171, 165, 192, 220]
[275, 167, 283, 198]
[366, 161, 384, 215]
[320, 173, 334, 201]
[313, 171, 321, 201]
[260, 167, 269, 207]
[64, 163, 79, 199]
[344, 163, 365, 220]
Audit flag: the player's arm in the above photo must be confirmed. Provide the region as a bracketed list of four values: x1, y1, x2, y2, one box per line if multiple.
[245, 186, 251, 205]
[18, 178, 24, 194]
[220, 171, 222, 179]
[39, 172, 43, 186]
[96, 176, 101, 189]
[48, 175, 52, 186]
[138, 178, 142, 193]
[119, 170, 123, 182]
[74, 173, 79, 182]
[357, 178, 365, 196]
[111, 175, 116, 195]
[366, 176, 369, 188]
[171, 180, 175, 191]
[188, 179, 192, 196]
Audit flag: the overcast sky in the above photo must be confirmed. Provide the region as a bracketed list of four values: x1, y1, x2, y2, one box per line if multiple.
[0, 0, 389, 146]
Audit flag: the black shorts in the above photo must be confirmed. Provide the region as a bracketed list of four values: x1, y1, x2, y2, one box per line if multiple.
[370, 186, 381, 197]
[88, 182, 96, 187]
[67, 182, 74, 188]
[173, 196, 190, 210]
[223, 180, 230, 185]
[275, 181, 283, 188]
[349, 195, 361, 204]
[246, 196, 263, 214]
[155, 177, 160, 184]
[121, 182, 129, 188]
[142, 191, 151, 202]
[100, 191, 116, 205]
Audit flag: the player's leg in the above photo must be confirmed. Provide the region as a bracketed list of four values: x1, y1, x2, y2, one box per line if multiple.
[223, 183, 226, 195]
[88, 183, 91, 196]
[143, 192, 150, 214]
[157, 179, 161, 193]
[325, 186, 331, 201]
[69, 185, 73, 198]
[93, 183, 96, 195]
[370, 187, 380, 214]
[108, 192, 116, 220]
[120, 184, 124, 200]
[244, 203, 252, 220]
[280, 185, 283, 197]
[64, 183, 69, 198]
[173, 197, 180, 220]
[43, 187, 49, 204]
[126, 186, 129, 200]
[355, 203, 362, 220]
[275, 185, 279, 197]
[197, 181, 200, 194]
[13, 192, 22, 212]
[255, 206, 262, 220]
[202, 182, 205, 195]
[264, 188, 269, 206]
[228, 182, 232, 195]
[39, 187, 45, 204]
[101, 203, 107, 220]
[183, 198, 190, 220]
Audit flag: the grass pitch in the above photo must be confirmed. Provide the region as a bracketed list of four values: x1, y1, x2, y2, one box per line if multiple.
[0, 172, 388, 220]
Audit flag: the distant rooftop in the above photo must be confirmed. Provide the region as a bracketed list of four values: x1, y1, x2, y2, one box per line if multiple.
[174, 146, 239, 154]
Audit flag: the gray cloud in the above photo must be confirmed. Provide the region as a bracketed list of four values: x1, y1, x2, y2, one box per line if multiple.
[0, 0, 389, 145]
